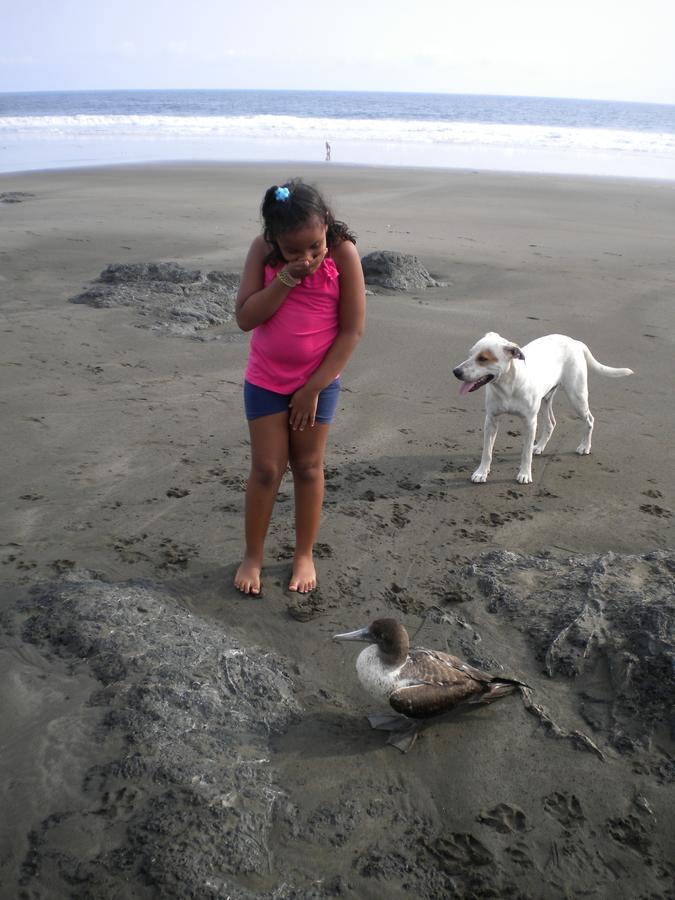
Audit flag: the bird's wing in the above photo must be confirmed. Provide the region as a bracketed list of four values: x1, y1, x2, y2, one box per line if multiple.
[389, 680, 482, 718]
[403, 648, 493, 687]
[386, 649, 490, 718]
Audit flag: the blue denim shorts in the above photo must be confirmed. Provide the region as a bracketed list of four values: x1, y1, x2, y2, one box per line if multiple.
[244, 378, 341, 423]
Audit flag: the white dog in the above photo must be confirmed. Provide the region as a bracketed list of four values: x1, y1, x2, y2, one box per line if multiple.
[453, 332, 633, 484]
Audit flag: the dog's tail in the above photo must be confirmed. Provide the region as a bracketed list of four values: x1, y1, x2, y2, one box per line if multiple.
[581, 344, 633, 377]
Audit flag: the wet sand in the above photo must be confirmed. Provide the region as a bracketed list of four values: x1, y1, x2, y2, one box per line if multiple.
[1, 162, 673, 897]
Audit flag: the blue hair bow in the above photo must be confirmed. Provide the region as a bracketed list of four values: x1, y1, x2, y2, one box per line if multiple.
[275, 186, 290, 202]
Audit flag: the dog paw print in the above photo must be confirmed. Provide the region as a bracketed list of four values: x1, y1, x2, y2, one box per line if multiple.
[432, 832, 493, 867]
[543, 792, 584, 829]
[642, 488, 662, 499]
[158, 539, 198, 570]
[391, 502, 411, 528]
[485, 512, 508, 527]
[397, 477, 421, 491]
[606, 815, 651, 857]
[639, 504, 672, 518]
[505, 844, 534, 869]
[477, 803, 527, 834]
[166, 487, 190, 498]
[112, 534, 149, 564]
[50, 559, 75, 574]
[286, 590, 325, 622]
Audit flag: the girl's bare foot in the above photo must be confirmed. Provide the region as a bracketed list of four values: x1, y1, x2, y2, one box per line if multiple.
[234, 556, 262, 595]
[289, 554, 316, 593]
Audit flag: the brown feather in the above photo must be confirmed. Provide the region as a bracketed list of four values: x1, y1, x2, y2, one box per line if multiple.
[392, 648, 522, 718]
[390, 682, 485, 718]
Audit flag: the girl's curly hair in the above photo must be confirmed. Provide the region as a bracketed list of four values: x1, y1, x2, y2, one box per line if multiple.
[261, 179, 356, 265]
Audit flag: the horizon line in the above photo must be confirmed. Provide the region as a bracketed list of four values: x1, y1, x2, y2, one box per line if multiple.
[1, 86, 674, 109]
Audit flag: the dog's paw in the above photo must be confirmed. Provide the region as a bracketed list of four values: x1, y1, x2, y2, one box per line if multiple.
[471, 470, 489, 483]
[576, 444, 591, 455]
[516, 472, 532, 484]
[533, 446, 543, 456]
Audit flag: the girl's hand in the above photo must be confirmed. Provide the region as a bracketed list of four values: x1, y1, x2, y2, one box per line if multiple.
[289, 385, 320, 430]
[286, 247, 327, 282]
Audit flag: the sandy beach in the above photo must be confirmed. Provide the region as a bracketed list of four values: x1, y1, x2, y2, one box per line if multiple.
[1, 162, 673, 897]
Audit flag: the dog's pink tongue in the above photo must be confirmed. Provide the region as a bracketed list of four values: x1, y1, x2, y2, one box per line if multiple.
[459, 381, 476, 395]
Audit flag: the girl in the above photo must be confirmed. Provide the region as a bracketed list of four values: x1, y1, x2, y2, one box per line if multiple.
[234, 179, 366, 596]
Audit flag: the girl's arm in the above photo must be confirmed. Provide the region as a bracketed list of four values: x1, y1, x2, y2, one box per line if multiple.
[236, 236, 320, 332]
[289, 239, 366, 430]
[235, 236, 288, 332]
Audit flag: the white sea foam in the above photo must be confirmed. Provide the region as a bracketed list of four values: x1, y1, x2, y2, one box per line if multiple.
[2, 113, 675, 179]
[2, 114, 675, 157]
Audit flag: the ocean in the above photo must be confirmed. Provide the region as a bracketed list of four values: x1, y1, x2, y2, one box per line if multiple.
[1, 89, 674, 179]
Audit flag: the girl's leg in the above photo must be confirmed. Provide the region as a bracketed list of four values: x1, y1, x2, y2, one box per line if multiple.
[234, 411, 289, 595]
[288, 423, 331, 593]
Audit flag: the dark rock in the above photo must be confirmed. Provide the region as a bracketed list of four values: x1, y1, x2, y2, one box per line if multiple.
[360, 251, 439, 291]
[468, 549, 675, 752]
[0, 191, 34, 203]
[71, 263, 240, 336]
[99, 262, 199, 284]
[14, 576, 300, 898]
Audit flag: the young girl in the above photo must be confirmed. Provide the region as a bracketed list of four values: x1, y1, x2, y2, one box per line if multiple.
[234, 179, 366, 596]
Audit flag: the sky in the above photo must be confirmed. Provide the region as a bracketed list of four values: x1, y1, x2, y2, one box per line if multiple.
[2, 0, 674, 104]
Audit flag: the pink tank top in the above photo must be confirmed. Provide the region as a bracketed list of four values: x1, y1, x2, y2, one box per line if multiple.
[245, 257, 340, 394]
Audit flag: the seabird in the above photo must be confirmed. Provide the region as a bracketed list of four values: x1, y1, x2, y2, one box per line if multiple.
[333, 617, 528, 751]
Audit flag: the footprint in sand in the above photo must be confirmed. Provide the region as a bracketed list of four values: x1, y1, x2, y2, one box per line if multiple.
[397, 478, 421, 491]
[391, 502, 411, 528]
[505, 844, 535, 869]
[286, 591, 325, 622]
[606, 815, 652, 858]
[166, 487, 190, 498]
[477, 803, 528, 834]
[543, 791, 584, 829]
[432, 832, 493, 867]
[113, 534, 149, 564]
[157, 539, 199, 570]
[456, 527, 490, 543]
[50, 559, 75, 574]
[639, 504, 672, 518]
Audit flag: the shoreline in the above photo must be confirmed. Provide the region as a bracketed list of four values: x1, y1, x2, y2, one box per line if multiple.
[2, 137, 675, 182]
[3, 155, 675, 186]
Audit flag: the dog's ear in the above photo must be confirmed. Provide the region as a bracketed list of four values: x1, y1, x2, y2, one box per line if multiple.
[505, 344, 525, 361]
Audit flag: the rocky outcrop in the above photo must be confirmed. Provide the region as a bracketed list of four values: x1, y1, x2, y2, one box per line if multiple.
[468, 549, 674, 756]
[360, 250, 439, 291]
[0, 191, 35, 203]
[16, 576, 300, 899]
[71, 263, 239, 336]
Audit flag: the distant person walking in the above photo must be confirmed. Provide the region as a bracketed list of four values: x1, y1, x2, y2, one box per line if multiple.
[234, 180, 365, 595]
[325, 141, 331, 161]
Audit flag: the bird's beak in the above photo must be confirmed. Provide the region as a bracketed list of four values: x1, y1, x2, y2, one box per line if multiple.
[332, 626, 373, 643]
